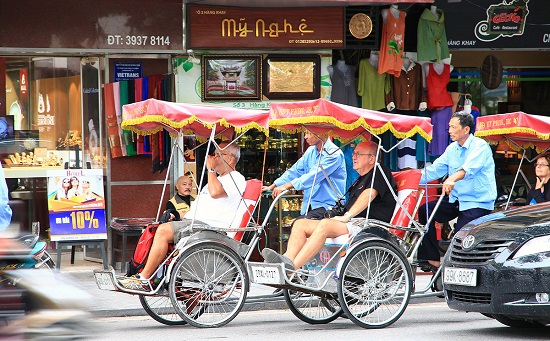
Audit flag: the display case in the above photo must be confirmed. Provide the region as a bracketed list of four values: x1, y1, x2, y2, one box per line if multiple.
[236, 129, 300, 182]
[261, 192, 303, 254]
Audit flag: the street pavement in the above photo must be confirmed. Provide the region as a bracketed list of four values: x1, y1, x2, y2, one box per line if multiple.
[60, 252, 438, 318]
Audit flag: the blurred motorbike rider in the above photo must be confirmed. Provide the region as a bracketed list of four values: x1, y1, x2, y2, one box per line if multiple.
[0, 164, 12, 232]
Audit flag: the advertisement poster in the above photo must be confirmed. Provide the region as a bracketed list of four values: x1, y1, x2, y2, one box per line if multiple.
[47, 169, 106, 241]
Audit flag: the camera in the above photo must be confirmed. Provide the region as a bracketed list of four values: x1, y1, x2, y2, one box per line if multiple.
[208, 148, 217, 156]
[324, 198, 346, 218]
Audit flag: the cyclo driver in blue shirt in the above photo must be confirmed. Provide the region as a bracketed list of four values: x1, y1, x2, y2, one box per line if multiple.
[416, 111, 497, 270]
[262, 132, 346, 220]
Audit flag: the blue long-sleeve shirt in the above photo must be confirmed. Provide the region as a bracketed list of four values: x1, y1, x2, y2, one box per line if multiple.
[274, 139, 346, 215]
[420, 134, 497, 211]
[0, 165, 12, 231]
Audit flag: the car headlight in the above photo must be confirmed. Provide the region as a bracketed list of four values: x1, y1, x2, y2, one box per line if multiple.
[512, 235, 550, 259]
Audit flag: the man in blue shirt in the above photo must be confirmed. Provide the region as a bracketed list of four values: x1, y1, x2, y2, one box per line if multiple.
[418, 111, 496, 269]
[263, 132, 346, 218]
[0, 164, 12, 232]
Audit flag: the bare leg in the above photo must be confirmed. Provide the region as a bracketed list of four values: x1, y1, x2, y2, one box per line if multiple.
[140, 222, 173, 278]
[283, 219, 319, 262]
[292, 219, 349, 269]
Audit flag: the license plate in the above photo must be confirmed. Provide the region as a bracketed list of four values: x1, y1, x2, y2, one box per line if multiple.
[94, 272, 117, 291]
[444, 267, 477, 287]
[250, 265, 282, 285]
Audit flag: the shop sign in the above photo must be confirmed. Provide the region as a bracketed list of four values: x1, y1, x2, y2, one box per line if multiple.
[188, 5, 344, 49]
[0, 0, 183, 52]
[47, 169, 107, 241]
[441, 0, 548, 49]
[114, 62, 142, 82]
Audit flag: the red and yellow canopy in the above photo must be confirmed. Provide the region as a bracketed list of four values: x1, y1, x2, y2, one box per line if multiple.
[121, 98, 270, 139]
[269, 98, 432, 142]
[475, 111, 550, 152]
[121, 98, 433, 142]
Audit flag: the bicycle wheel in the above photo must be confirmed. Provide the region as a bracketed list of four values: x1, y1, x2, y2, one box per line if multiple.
[139, 287, 186, 325]
[284, 289, 342, 324]
[337, 240, 412, 329]
[169, 242, 249, 328]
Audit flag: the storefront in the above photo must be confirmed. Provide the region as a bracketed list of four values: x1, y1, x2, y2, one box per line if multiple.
[436, 0, 550, 204]
[0, 1, 184, 256]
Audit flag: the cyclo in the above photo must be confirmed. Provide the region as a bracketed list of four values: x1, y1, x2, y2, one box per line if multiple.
[247, 98, 445, 329]
[94, 98, 444, 329]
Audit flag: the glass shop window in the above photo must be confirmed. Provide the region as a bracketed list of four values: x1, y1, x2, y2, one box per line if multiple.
[2, 57, 105, 170]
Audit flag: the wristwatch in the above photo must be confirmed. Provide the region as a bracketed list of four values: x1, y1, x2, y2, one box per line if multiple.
[344, 212, 353, 220]
[208, 168, 216, 173]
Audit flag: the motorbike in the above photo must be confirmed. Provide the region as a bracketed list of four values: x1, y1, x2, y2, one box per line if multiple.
[0, 235, 91, 340]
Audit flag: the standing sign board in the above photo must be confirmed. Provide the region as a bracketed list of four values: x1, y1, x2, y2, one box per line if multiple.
[47, 169, 107, 241]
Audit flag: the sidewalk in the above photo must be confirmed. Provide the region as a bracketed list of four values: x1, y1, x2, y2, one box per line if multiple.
[59, 252, 437, 318]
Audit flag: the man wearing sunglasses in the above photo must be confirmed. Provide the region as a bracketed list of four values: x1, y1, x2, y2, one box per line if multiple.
[119, 141, 246, 290]
[262, 141, 396, 271]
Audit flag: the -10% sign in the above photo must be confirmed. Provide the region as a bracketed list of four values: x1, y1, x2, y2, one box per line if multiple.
[70, 210, 100, 229]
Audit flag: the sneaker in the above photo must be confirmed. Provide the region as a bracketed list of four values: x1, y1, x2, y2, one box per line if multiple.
[118, 275, 150, 291]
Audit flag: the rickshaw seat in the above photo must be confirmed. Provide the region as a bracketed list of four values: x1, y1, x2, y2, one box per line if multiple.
[231, 179, 262, 242]
[390, 169, 423, 238]
[324, 169, 424, 245]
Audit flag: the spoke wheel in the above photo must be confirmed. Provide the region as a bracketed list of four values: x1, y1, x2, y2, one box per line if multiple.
[169, 242, 248, 328]
[337, 241, 412, 329]
[139, 286, 186, 325]
[284, 289, 342, 324]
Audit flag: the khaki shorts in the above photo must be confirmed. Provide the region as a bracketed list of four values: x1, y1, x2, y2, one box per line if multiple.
[171, 219, 211, 244]
[346, 218, 365, 236]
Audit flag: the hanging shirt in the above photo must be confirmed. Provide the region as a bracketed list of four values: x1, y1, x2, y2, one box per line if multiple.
[379, 10, 406, 77]
[389, 61, 425, 111]
[426, 63, 453, 110]
[357, 59, 390, 111]
[420, 134, 497, 211]
[429, 106, 453, 157]
[417, 8, 450, 63]
[398, 138, 417, 170]
[329, 62, 358, 107]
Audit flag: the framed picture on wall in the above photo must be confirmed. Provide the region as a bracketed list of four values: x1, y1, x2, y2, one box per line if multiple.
[202, 55, 262, 101]
[263, 54, 320, 100]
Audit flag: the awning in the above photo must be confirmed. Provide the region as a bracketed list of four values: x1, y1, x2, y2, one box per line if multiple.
[475, 111, 550, 153]
[268, 98, 432, 142]
[121, 98, 270, 139]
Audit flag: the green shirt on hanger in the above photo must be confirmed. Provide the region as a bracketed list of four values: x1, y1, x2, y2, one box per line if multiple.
[357, 59, 390, 111]
[417, 8, 450, 63]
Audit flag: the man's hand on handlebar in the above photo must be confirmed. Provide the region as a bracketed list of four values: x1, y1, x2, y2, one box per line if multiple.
[263, 183, 293, 199]
[442, 179, 456, 195]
